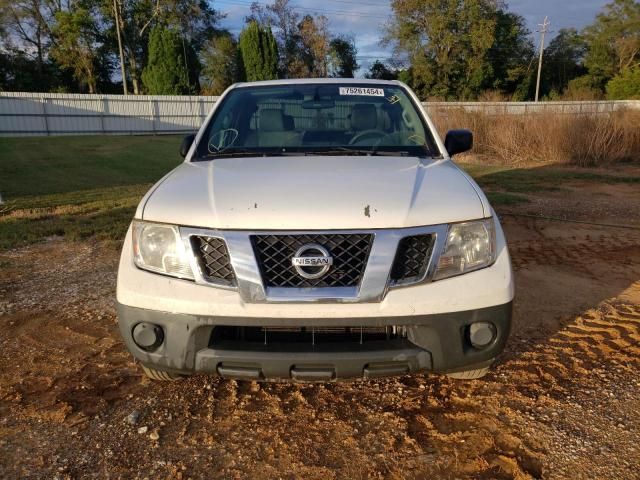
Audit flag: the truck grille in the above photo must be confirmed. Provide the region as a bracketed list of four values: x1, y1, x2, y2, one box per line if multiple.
[191, 236, 236, 286]
[251, 234, 373, 288]
[390, 234, 435, 284]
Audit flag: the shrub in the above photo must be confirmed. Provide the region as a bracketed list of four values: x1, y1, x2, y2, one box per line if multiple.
[606, 67, 640, 100]
[430, 108, 640, 167]
[564, 76, 605, 100]
[200, 34, 241, 95]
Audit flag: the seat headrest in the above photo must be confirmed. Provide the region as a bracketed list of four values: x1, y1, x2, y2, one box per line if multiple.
[379, 108, 392, 131]
[260, 109, 285, 132]
[283, 114, 294, 131]
[351, 104, 377, 131]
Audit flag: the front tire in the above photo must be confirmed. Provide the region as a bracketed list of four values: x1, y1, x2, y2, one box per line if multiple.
[141, 365, 183, 381]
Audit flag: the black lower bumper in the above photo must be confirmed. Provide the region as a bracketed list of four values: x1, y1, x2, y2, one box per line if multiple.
[117, 301, 512, 381]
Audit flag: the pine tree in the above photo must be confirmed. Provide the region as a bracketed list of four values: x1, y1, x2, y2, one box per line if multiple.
[141, 27, 192, 95]
[238, 21, 279, 81]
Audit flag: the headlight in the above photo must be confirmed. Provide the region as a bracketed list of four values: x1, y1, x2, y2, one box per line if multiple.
[434, 218, 496, 280]
[132, 221, 195, 280]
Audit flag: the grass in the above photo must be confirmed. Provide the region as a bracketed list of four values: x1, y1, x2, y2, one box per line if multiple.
[0, 135, 183, 250]
[1, 135, 640, 250]
[484, 192, 530, 206]
[431, 109, 640, 166]
[462, 162, 640, 206]
[0, 135, 182, 197]
[462, 163, 640, 193]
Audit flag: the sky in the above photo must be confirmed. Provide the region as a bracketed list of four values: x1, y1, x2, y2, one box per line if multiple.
[215, 0, 610, 74]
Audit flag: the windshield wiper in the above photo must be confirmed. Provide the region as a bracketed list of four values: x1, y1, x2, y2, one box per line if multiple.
[196, 146, 429, 159]
[302, 147, 418, 157]
[197, 148, 299, 159]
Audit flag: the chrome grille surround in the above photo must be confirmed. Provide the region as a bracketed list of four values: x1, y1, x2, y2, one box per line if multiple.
[191, 235, 236, 286]
[180, 224, 449, 303]
[389, 234, 436, 286]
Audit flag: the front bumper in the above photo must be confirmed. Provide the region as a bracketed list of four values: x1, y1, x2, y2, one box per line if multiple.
[117, 301, 512, 381]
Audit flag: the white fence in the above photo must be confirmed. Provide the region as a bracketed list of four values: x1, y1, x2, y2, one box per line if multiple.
[1, 92, 638, 137]
[427, 100, 640, 116]
[0, 92, 218, 136]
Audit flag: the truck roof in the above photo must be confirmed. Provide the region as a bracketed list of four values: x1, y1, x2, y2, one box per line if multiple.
[232, 78, 403, 89]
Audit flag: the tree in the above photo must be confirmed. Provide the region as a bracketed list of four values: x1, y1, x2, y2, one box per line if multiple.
[385, 0, 499, 99]
[141, 26, 191, 94]
[106, 0, 221, 94]
[397, 67, 413, 85]
[107, 0, 160, 94]
[1, 0, 227, 93]
[238, 21, 278, 81]
[50, 7, 101, 93]
[540, 28, 588, 97]
[296, 14, 330, 77]
[365, 60, 397, 80]
[484, 10, 535, 99]
[245, 1, 353, 79]
[606, 66, 640, 99]
[0, 48, 74, 91]
[582, 0, 640, 90]
[0, 0, 58, 87]
[328, 36, 358, 77]
[0, 0, 115, 92]
[200, 33, 240, 95]
[247, 0, 301, 77]
[156, 0, 223, 92]
[159, 0, 223, 51]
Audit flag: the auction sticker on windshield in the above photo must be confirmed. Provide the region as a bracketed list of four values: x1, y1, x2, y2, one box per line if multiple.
[339, 87, 385, 96]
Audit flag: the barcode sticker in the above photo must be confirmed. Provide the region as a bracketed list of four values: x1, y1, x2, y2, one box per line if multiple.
[339, 87, 385, 96]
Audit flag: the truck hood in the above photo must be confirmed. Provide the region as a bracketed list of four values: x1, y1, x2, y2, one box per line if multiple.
[141, 156, 486, 230]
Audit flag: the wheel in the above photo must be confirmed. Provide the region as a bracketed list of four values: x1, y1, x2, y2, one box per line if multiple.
[446, 366, 490, 380]
[141, 365, 183, 381]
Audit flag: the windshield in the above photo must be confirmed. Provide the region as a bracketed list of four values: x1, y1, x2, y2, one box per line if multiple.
[194, 83, 439, 159]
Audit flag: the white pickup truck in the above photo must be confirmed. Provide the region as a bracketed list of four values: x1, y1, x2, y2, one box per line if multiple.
[116, 79, 513, 382]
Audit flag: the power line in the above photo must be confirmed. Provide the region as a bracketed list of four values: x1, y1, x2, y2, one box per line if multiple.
[220, 2, 559, 50]
[215, 0, 391, 19]
[293, 0, 391, 8]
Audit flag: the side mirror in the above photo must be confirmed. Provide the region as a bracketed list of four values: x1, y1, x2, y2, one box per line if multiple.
[444, 129, 473, 157]
[180, 134, 196, 158]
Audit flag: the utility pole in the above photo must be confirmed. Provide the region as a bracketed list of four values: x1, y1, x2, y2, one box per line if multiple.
[113, 0, 128, 95]
[535, 16, 550, 102]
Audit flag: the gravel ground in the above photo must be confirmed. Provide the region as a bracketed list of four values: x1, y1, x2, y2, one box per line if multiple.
[1, 189, 640, 479]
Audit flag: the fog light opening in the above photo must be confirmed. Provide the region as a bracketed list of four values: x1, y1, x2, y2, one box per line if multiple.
[132, 322, 164, 351]
[468, 322, 496, 349]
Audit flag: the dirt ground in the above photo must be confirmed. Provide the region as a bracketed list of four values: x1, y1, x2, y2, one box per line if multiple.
[1, 181, 640, 479]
